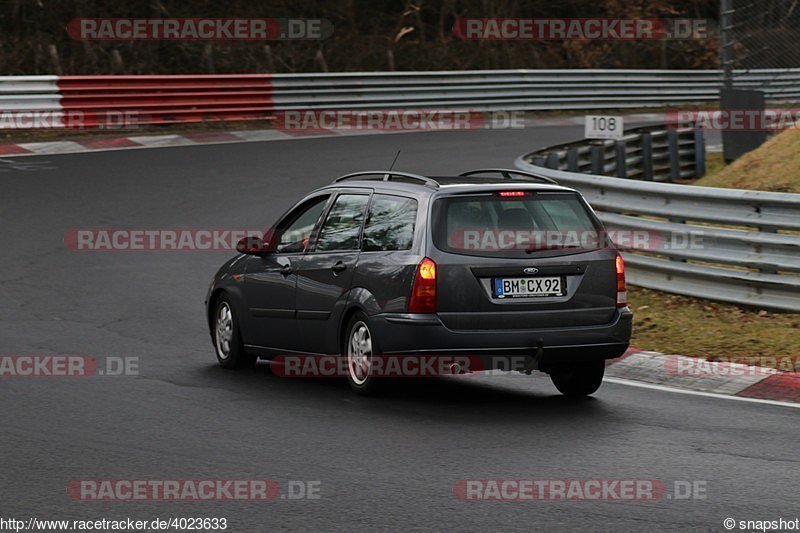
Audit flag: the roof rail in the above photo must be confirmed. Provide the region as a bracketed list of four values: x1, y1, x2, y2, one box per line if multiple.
[333, 171, 440, 189]
[458, 168, 559, 185]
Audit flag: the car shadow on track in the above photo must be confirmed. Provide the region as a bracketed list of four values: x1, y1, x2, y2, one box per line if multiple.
[199, 361, 611, 422]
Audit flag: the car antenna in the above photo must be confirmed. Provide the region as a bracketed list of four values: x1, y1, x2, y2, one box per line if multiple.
[388, 150, 401, 171]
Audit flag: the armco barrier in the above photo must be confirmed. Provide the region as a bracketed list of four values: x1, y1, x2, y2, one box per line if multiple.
[0, 76, 61, 113]
[516, 128, 800, 312]
[528, 124, 705, 182]
[58, 75, 275, 125]
[266, 68, 800, 110]
[0, 74, 276, 127]
[3, 68, 800, 127]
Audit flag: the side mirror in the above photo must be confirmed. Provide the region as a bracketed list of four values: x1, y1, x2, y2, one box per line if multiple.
[236, 236, 267, 255]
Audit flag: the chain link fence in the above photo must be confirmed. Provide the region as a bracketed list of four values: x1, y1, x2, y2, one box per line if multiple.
[726, 0, 800, 92]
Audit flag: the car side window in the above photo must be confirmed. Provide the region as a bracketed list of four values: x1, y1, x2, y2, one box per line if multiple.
[314, 194, 370, 252]
[362, 194, 418, 252]
[275, 195, 330, 253]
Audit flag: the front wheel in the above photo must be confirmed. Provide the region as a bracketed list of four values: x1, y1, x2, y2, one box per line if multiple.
[213, 294, 255, 369]
[549, 361, 605, 397]
[344, 313, 383, 396]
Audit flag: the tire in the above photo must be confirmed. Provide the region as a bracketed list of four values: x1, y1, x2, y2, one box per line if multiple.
[549, 361, 605, 397]
[213, 293, 256, 369]
[344, 312, 383, 396]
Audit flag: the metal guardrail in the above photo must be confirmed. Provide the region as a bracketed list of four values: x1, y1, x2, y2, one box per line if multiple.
[3, 68, 800, 127]
[529, 125, 705, 183]
[0, 74, 276, 126]
[267, 68, 800, 110]
[57, 75, 276, 125]
[516, 128, 800, 312]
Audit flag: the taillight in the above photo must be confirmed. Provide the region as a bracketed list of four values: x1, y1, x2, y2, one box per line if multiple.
[616, 254, 627, 307]
[408, 257, 437, 313]
[498, 191, 528, 197]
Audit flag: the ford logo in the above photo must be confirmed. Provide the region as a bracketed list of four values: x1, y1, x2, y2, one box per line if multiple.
[523, 267, 539, 275]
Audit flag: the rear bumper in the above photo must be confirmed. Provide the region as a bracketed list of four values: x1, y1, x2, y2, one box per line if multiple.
[370, 308, 632, 368]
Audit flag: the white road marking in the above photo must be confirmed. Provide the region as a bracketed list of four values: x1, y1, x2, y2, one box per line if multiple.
[17, 140, 85, 154]
[126, 134, 196, 147]
[230, 129, 294, 141]
[0, 114, 601, 158]
[605, 351, 773, 396]
[0, 127, 438, 157]
[605, 377, 800, 409]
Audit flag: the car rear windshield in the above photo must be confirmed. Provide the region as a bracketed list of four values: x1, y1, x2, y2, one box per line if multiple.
[431, 192, 604, 258]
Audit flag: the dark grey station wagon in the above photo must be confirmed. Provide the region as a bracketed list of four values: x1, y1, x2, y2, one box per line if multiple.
[206, 169, 632, 396]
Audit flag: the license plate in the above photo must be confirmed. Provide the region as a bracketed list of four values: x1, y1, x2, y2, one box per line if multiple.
[494, 276, 565, 298]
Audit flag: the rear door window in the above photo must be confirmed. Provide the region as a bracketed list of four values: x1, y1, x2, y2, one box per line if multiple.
[314, 193, 370, 252]
[432, 192, 602, 257]
[362, 194, 417, 252]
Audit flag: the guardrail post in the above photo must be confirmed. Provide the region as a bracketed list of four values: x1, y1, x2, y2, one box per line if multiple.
[566, 147, 579, 172]
[756, 221, 778, 273]
[694, 128, 706, 177]
[591, 143, 604, 175]
[756, 222, 778, 273]
[666, 160, 687, 260]
[641, 133, 653, 181]
[615, 140, 627, 179]
[668, 129, 680, 182]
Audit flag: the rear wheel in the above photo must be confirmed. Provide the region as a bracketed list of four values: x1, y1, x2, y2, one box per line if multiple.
[344, 312, 383, 396]
[549, 361, 605, 397]
[213, 294, 255, 369]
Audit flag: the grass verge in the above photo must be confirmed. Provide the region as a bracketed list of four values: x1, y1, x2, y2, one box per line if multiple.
[628, 285, 800, 360]
[695, 127, 800, 193]
[702, 151, 726, 178]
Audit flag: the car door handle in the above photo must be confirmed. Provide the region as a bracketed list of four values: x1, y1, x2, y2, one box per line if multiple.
[331, 261, 347, 273]
[280, 264, 293, 276]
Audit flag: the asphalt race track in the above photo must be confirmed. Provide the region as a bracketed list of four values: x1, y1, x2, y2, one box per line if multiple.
[1, 125, 795, 532]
